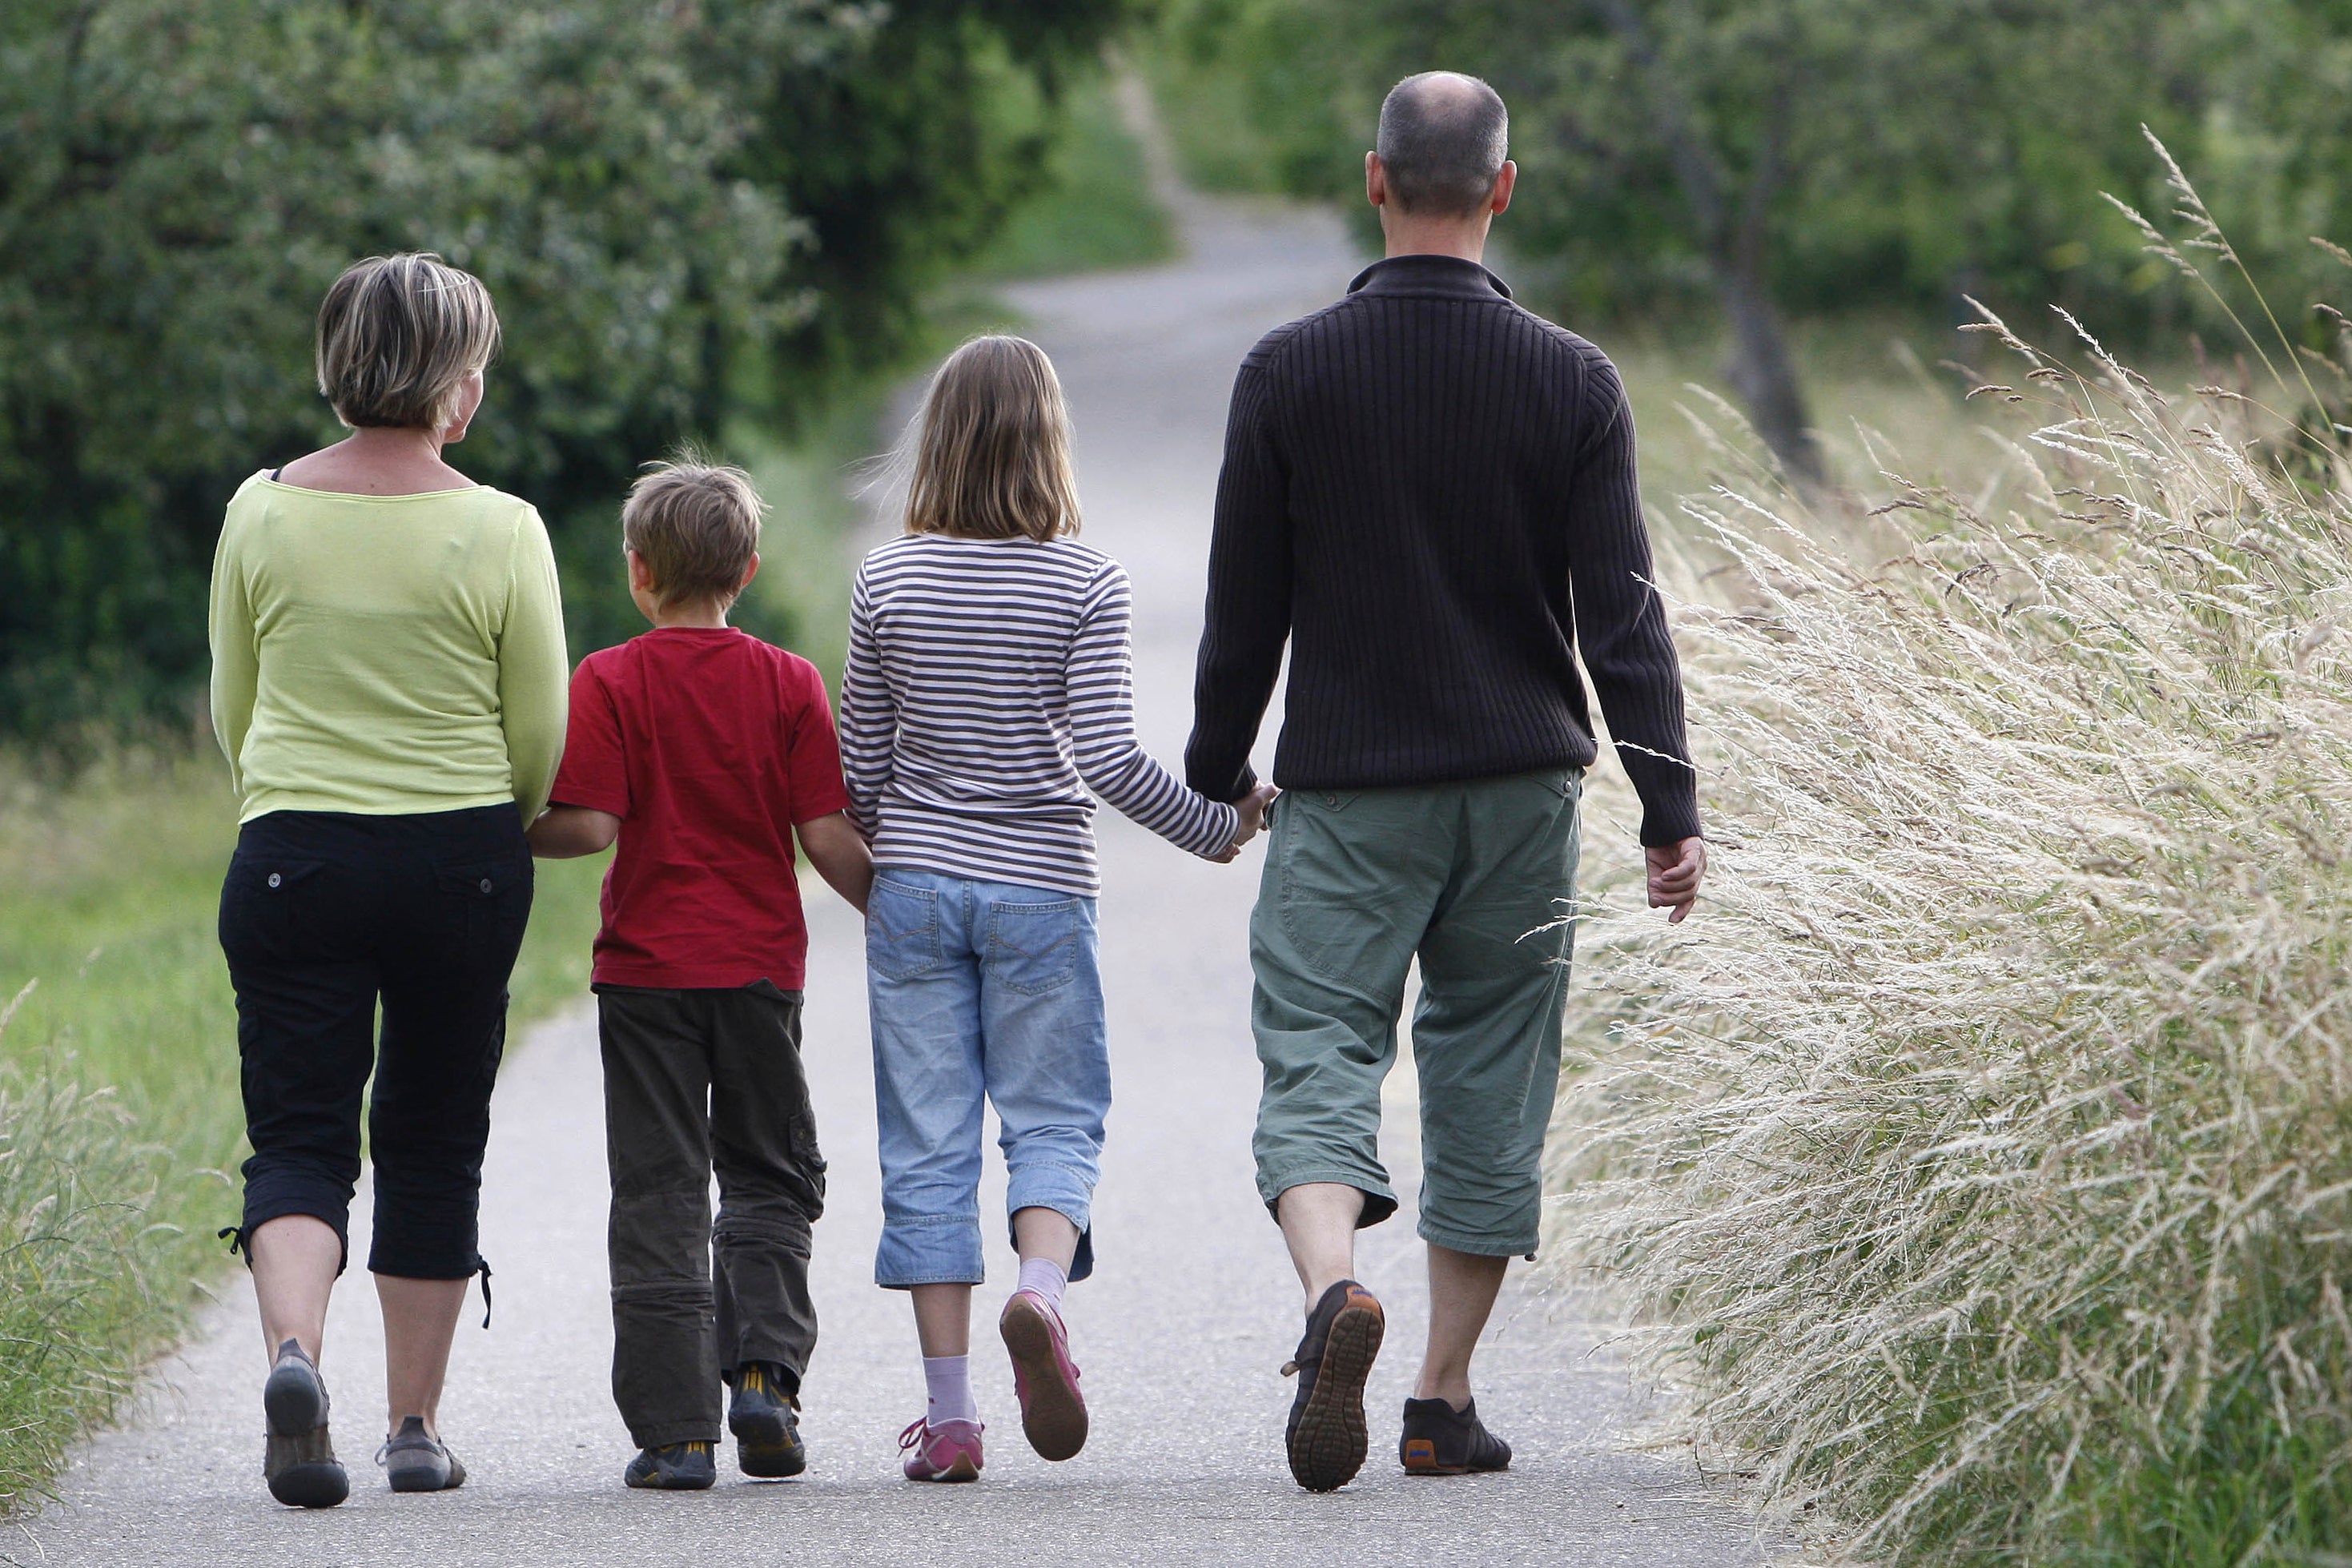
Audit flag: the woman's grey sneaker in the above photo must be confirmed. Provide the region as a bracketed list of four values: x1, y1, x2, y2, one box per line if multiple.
[261, 1340, 348, 1509]
[380, 1415, 468, 1492]
[625, 1441, 717, 1490]
[1281, 1280, 1385, 1492]
[1398, 1395, 1512, 1475]
[728, 1362, 806, 1479]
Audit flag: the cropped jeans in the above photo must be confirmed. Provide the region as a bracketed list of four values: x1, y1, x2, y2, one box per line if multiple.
[866, 867, 1107, 1288]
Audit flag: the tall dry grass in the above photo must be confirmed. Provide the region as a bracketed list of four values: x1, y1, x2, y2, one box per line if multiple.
[1549, 176, 2352, 1561]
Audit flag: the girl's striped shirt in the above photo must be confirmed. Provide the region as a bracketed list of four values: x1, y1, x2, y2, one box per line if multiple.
[839, 533, 1240, 896]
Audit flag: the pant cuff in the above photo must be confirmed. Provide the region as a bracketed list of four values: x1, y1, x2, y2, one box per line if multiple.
[875, 1213, 984, 1289]
[1416, 1219, 1538, 1258]
[1258, 1166, 1400, 1231]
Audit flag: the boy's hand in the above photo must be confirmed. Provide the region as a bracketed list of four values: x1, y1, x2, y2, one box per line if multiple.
[1646, 836, 1707, 923]
[1211, 784, 1281, 863]
[529, 805, 619, 858]
[797, 811, 874, 916]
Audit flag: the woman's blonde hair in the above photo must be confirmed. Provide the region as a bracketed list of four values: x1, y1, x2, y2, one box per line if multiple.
[903, 335, 1080, 541]
[316, 253, 501, 431]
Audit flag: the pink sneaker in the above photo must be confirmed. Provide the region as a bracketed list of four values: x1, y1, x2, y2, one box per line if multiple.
[899, 1417, 984, 1482]
[999, 1289, 1088, 1461]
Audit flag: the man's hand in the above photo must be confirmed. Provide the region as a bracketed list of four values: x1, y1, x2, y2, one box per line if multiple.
[1646, 836, 1707, 923]
[1211, 784, 1281, 863]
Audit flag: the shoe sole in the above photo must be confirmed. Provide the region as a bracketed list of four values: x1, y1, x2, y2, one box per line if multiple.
[266, 1461, 348, 1509]
[263, 1362, 326, 1437]
[388, 1458, 460, 1493]
[1000, 1296, 1087, 1461]
[729, 1405, 806, 1478]
[625, 1469, 715, 1490]
[907, 1455, 980, 1483]
[1288, 1300, 1384, 1493]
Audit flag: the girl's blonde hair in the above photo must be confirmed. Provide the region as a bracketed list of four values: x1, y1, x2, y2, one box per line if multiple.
[316, 252, 501, 431]
[903, 336, 1080, 542]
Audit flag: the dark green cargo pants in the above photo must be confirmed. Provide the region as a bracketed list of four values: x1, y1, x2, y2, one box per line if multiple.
[1248, 769, 1582, 1257]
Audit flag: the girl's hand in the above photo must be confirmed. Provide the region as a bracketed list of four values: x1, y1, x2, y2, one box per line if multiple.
[1212, 785, 1281, 863]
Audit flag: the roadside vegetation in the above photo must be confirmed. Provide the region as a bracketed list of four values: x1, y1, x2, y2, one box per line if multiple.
[1549, 171, 2352, 1562]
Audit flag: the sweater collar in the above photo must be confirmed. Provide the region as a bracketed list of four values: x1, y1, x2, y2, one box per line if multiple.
[1345, 253, 1513, 301]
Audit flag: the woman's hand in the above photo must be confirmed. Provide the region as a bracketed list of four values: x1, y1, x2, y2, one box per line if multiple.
[527, 806, 619, 858]
[1211, 785, 1281, 863]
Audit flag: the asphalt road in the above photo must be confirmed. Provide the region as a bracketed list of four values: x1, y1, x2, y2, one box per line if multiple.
[24, 171, 1776, 1568]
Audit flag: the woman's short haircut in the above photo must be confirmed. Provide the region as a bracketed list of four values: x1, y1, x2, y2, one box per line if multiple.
[621, 457, 765, 609]
[316, 253, 501, 431]
[1376, 72, 1510, 218]
[903, 335, 1081, 543]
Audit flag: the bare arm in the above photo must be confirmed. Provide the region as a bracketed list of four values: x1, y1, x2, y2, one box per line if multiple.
[797, 810, 873, 916]
[528, 805, 618, 859]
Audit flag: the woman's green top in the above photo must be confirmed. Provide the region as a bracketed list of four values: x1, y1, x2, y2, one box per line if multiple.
[208, 472, 569, 825]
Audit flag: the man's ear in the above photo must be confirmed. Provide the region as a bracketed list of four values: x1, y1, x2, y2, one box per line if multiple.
[1491, 160, 1518, 216]
[1365, 151, 1387, 208]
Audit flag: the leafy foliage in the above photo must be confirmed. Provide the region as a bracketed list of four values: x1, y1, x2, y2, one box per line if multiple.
[0, 0, 1133, 730]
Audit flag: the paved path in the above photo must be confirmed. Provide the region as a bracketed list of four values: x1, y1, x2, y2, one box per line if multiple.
[24, 167, 1774, 1568]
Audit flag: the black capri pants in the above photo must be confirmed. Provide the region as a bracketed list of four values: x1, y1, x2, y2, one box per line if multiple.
[219, 805, 532, 1280]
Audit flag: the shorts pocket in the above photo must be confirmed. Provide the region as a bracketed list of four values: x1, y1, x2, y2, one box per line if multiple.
[986, 897, 1080, 996]
[868, 876, 943, 981]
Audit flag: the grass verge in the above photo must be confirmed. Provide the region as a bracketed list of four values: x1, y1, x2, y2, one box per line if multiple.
[1547, 280, 2352, 1560]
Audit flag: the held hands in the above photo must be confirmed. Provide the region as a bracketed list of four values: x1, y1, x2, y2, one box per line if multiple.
[1646, 836, 1707, 923]
[1210, 784, 1281, 864]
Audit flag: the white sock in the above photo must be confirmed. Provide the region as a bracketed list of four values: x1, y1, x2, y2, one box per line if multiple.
[1017, 1256, 1068, 1315]
[923, 1354, 976, 1425]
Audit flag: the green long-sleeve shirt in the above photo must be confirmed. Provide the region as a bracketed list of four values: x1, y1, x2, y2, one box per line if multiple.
[208, 472, 569, 825]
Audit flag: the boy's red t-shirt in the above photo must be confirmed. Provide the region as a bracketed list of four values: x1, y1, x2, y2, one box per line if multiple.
[549, 627, 852, 991]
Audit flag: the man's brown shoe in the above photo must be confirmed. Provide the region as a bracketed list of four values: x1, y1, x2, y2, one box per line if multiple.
[1281, 1280, 1385, 1492]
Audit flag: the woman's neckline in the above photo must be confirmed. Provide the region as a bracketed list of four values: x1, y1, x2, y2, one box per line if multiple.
[260, 471, 489, 501]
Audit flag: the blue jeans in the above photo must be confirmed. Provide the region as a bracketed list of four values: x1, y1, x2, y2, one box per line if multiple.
[866, 867, 1108, 1287]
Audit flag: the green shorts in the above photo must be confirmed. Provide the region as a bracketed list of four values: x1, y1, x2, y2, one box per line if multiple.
[1248, 769, 1583, 1257]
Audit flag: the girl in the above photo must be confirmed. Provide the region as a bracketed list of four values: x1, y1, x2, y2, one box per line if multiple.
[840, 336, 1273, 1481]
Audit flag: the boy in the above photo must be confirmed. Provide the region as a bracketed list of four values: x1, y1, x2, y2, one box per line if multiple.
[529, 460, 872, 1490]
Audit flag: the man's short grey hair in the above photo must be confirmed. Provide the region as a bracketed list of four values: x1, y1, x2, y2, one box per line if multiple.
[1376, 72, 1509, 218]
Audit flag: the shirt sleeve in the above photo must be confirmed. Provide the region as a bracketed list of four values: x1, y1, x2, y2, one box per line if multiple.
[782, 658, 854, 825]
[547, 658, 629, 818]
[1184, 355, 1293, 802]
[498, 505, 571, 822]
[207, 484, 260, 801]
[1564, 355, 1701, 847]
[837, 562, 895, 839]
[1071, 562, 1242, 858]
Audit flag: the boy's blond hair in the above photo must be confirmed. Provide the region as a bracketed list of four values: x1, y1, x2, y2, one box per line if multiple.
[622, 459, 765, 609]
[316, 253, 501, 431]
[903, 335, 1081, 543]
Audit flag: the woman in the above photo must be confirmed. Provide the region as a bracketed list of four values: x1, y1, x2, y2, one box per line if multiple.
[209, 253, 567, 1508]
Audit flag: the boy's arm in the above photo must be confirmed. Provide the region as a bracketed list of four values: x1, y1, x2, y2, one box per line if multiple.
[528, 805, 619, 858]
[796, 811, 873, 916]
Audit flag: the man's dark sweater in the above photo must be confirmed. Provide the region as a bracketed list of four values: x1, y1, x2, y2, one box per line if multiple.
[1183, 253, 1700, 848]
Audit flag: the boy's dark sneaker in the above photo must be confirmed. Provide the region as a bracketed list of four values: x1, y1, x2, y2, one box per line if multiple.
[380, 1414, 468, 1492]
[1281, 1280, 1385, 1493]
[261, 1339, 348, 1510]
[729, 1363, 806, 1479]
[625, 1441, 718, 1490]
[1398, 1395, 1513, 1475]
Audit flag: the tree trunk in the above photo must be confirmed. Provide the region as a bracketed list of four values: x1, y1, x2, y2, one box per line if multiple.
[1714, 261, 1823, 487]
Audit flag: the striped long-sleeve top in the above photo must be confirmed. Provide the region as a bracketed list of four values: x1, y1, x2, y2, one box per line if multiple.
[839, 533, 1240, 897]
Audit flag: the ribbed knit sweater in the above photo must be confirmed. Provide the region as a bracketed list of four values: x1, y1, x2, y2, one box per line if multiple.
[1183, 253, 1701, 847]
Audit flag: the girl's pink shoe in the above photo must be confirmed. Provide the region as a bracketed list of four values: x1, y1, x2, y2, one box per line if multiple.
[999, 1289, 1088, 1461]
[899, 1416, 984, 1482]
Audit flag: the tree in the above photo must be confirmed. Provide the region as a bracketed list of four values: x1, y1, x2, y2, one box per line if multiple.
[0, 0, 1135, 734]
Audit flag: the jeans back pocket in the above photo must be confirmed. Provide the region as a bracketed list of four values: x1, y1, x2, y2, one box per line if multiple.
[986, 897, 1080, 996]
[868, 876, 943, 980]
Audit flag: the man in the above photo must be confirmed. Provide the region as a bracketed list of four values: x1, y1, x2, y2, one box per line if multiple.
[1184, 71, 1708, 1494]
